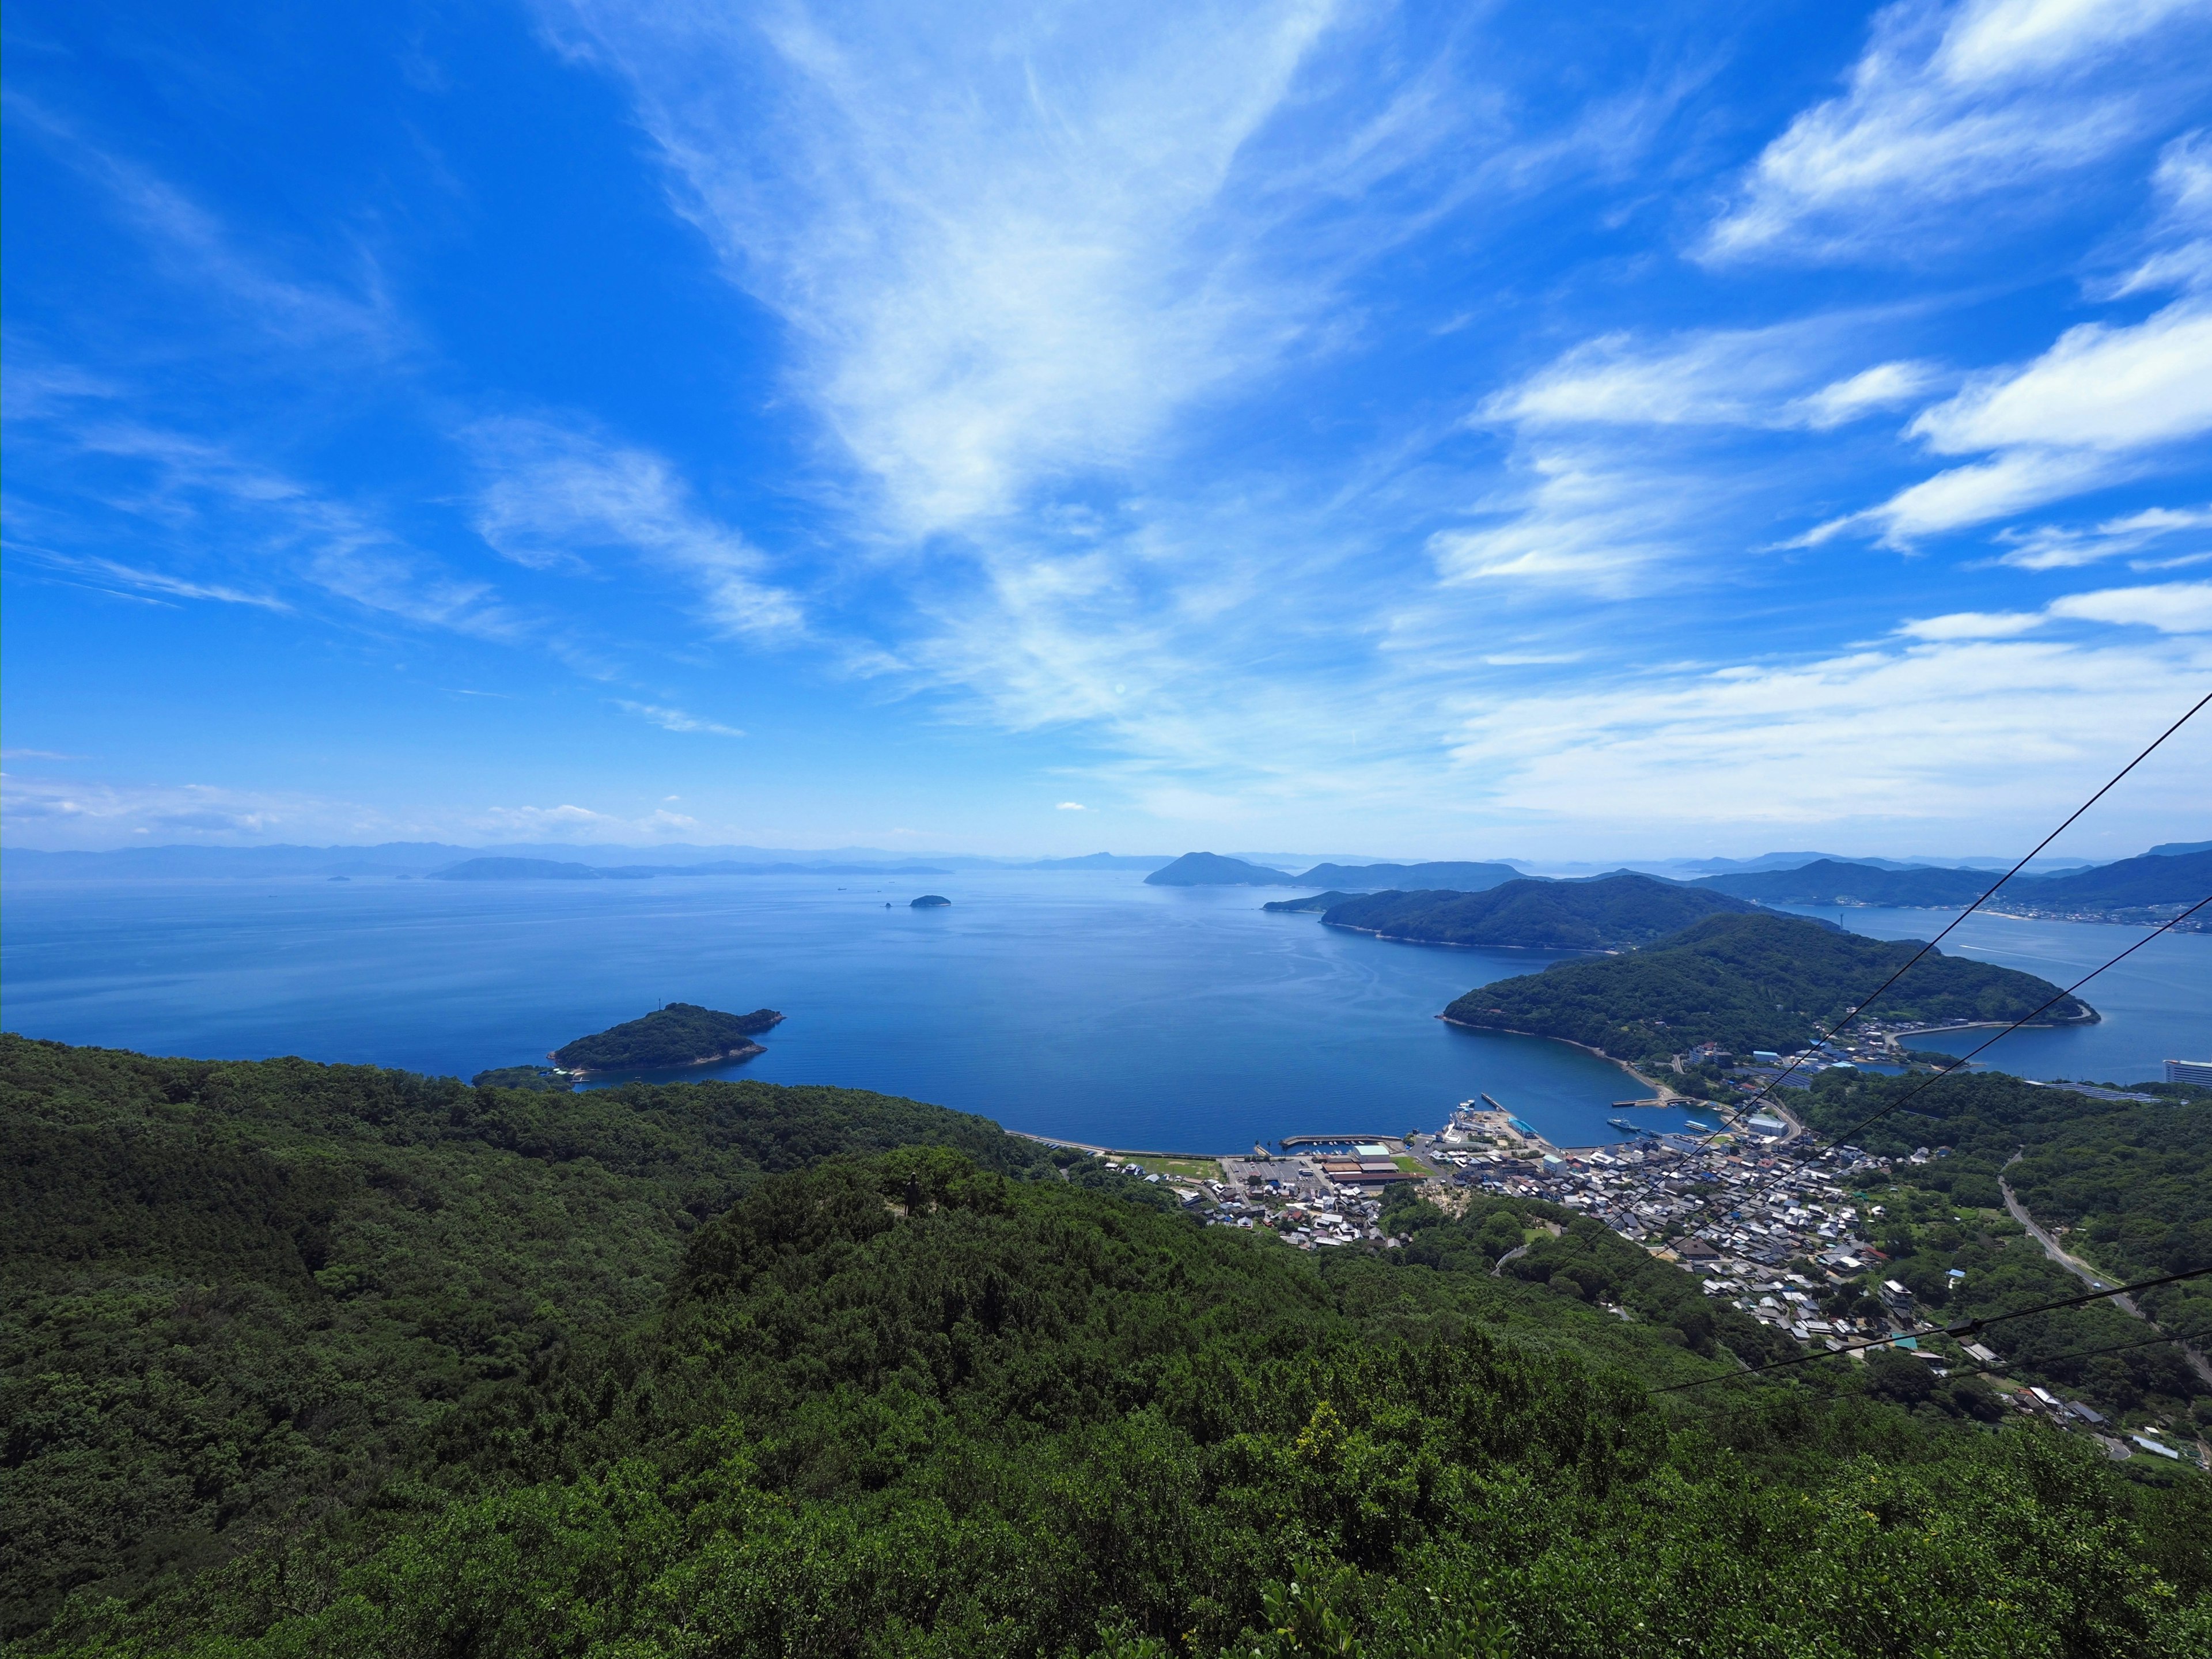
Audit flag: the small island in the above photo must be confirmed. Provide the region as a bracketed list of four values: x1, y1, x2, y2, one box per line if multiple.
[549, 1002, 784, 1074]
[910, 894, 951, 908]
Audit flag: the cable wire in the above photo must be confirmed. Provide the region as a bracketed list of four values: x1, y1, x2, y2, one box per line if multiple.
[1647, 1264, 2211, 1393]
[1941, 1329, 2192, 1389]
[1687, 690, 2210, 1140]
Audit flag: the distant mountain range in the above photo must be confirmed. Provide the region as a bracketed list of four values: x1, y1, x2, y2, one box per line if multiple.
[1692, 847, 2211, 921]
[1023, 853, 1177, 870]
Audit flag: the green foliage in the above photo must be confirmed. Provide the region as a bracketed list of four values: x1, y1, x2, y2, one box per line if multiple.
[1793, 1067, 2212, 1414]
[466, 1065, 571, 1092]
[550, 1002, 783, 1071]
[0, 1035, 1051, 1639]
[1445, 912, 2090, 1066]
[5, 1038, 2208, 1657]
[1324, 874, 1752, 952]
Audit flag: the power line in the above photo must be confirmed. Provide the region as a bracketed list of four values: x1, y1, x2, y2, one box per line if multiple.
[1815, 895, 2207, 1152]
[1648, 1264, 2211, 1394]
[1941, 1329, 2193, 1389]
[1690, 689, 2210, 1139]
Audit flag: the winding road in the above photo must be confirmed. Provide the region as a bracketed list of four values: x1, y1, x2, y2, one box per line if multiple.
[2001, 1154, 2212, 1389]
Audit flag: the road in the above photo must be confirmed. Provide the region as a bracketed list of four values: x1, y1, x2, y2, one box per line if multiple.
[2001, 1156, 2212, 1389]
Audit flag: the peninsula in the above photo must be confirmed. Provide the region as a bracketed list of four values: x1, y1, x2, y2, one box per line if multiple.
[1442, 911, 2093, 1069]
[549, 1002, 784, 1074]
[1316, 872, 1755, 950]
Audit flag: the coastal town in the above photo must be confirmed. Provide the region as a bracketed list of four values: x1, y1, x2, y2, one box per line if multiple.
[1080, 1052, 2204, 1468]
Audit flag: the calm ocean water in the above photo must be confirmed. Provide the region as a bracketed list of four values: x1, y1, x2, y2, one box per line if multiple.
[2, 869, 2202, 1152]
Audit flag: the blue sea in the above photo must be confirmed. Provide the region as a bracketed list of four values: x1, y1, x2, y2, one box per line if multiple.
[1, 868, 2202, 1152]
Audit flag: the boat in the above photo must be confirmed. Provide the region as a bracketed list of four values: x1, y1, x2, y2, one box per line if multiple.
[1684, 1119, 1713, 1131]
[1608, 1118, 1652, 1135]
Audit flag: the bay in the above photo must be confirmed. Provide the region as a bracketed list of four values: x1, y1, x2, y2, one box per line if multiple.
[1, 868, 1665, 1152]
[1771, 902, 2210, 1081]
[2, 870, 2198, 1156]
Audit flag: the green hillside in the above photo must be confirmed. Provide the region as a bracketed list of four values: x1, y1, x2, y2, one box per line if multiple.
[550, 1002, 783, 1071]
[5, 1036, 2207, 1655]
[1442, 911, 2093, 1065]
[2016, 847, 2212, 908]
[1324, 873, 1753, 950]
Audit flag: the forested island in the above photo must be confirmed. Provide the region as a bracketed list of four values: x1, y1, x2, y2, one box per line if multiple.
[549, 1002, 783, 1073]
[5, 1031, 2206, 1654]
[1143, 851, 1300, 885]
[1443, 912, 2093, 1067]
[1319, 872, 1754, 950]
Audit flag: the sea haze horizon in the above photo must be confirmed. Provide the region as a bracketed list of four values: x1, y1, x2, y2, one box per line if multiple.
[1, 869, 2199, 1154]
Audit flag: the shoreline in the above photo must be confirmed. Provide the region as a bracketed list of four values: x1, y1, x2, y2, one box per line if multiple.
[555, 1039, 766, 1078]
[1438, 1013, 1683, 1103]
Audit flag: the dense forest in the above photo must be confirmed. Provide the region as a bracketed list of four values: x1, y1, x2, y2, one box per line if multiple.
[550, 1003, 785, 1072]
[1790, 1067, 2212, 1382]
[2010, 847, 2212, 909]
[1444, 912, 2092, 1066]
[1323, 874, 1752, 951]
[4, 1035, 2208, 1655]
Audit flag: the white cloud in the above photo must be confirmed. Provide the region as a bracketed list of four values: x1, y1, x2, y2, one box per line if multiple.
[1995, 503, 2212, 567]
[1793, 360, 1942, 428]
[1897, 608, 2044, 638]
[1814, 297, 2212, 542]
[8, 547, 292, 611]
[612, 699, 745, 737]
[1428, 441, 1762, 593]
[0, 772, 383, 843]
[545, 0, 1355, 535]
[1900, 578, 2212, 638]
[1707, 0, 2211, 262]
[2047, 578, 2212, 630]
[1912, 300, 2212, 453]
[1445, 628, 2212, 830]
[1055, 801, 1087, 810]
[468, 418, 802, 642]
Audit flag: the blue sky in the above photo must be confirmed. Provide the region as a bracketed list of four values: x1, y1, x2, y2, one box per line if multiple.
[5, 0, 2210, 860]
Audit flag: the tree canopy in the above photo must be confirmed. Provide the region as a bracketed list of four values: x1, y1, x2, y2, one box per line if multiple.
[550, 1003, 785, 1071]
[1444, 911, 2091, 1066]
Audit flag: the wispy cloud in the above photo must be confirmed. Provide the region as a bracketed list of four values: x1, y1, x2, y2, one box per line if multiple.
[9, 547, 293, 611]
[543, 0, 1360, 535]
[1812, 296, 2212, 543]
[613, 699, 745, 737]
[6, 95, 401, 355]
[1994, 503, 2212, 568]
[1445, 628, 2212, 832]
[468, 418, 802, 641]
[1705, 0, 2212, 263]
